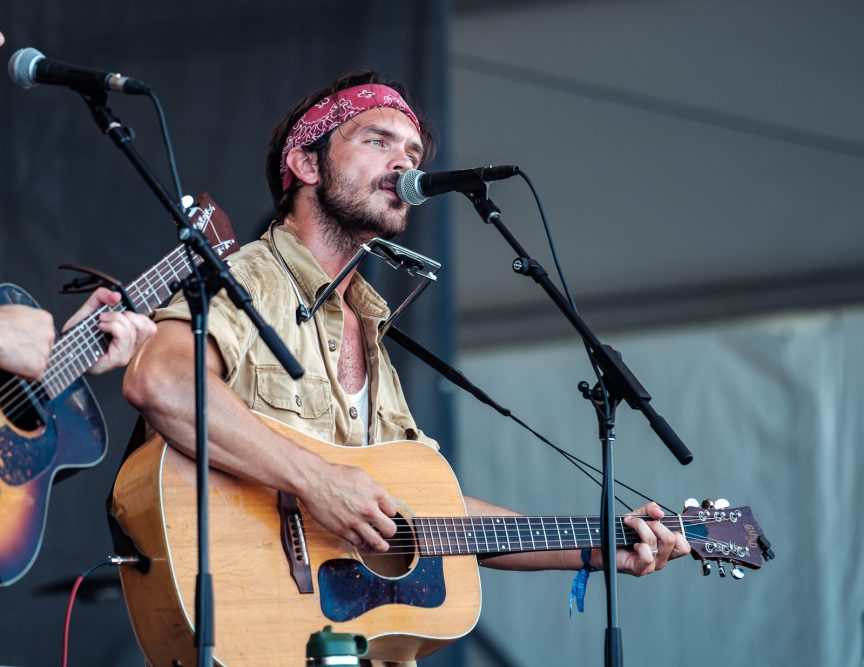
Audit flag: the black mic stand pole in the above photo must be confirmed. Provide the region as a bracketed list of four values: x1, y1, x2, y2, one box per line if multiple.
[77, 91, 304, 667]
[458, 184, 693, 667]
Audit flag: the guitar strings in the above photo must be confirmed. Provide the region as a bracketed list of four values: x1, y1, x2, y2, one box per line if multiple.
[286, 531, 724, 559]
[295, 516, 732, 548]
[296, 515, 719, 533]
[0, 303, 121, 422]
[0, 246, 193, 424]
[295, 527, 731, 556]
[292, 534, 725, 554]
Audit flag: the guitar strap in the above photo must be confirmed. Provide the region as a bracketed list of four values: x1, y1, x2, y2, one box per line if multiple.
[384, 327, 677, 515]
[383, 326, 510, 418]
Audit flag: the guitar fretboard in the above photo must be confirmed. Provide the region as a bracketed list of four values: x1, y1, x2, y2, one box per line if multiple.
[414, 515, 680, 557]
[41, 244, 203, 399]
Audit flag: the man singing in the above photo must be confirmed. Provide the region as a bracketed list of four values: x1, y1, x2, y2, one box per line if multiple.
[124, 71, 689, 666]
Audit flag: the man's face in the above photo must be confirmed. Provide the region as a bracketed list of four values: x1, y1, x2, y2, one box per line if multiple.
[314, 107, 423, 241]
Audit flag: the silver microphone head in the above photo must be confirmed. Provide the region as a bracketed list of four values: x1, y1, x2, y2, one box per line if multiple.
[395, 169, 427, 206]
[8, 47, 45, 89]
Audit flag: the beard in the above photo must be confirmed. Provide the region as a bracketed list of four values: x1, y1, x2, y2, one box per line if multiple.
[313, 158, 409, 258]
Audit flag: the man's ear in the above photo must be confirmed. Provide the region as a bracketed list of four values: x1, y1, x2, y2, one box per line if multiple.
[285, 146, 321, 186]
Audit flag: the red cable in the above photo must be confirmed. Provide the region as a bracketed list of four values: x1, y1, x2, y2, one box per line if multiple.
[61, 574, 85, 667]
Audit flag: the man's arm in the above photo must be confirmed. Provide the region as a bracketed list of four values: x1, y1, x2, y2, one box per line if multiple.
[123, 319, 398, 552]
[464, 496, 690, 575]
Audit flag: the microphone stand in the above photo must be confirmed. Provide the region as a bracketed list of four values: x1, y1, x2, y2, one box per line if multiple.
[77, 90, 304, 667]
[458, 182, 693, 667]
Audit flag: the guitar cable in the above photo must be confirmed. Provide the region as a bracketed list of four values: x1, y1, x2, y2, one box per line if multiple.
[61, 555, 139, 667]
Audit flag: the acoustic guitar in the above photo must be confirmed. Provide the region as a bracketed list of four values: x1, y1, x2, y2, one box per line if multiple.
[0, 194, 237, 586]
[111, 412, 772, 666]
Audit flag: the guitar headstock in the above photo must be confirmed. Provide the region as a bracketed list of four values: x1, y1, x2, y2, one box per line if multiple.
[187, 192, 240, 260]
[682, 500, 774, 578]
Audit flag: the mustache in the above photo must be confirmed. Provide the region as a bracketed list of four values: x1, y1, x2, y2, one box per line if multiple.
[378, 173, 400, 190]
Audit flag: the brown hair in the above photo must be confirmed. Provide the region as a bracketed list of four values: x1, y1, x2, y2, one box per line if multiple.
[265, 70, 436, 217]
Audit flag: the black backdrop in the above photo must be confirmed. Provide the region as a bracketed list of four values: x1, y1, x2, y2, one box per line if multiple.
[0, 2, 456, 664]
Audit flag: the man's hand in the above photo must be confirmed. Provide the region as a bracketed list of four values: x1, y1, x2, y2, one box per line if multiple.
[0, 304, 55, 380]
[300, 458, 398, 553]
[62, 288, 156, 375]
[592, 501, 691, 576]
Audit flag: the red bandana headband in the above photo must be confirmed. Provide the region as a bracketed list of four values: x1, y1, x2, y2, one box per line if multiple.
[279, 83, 420, 192]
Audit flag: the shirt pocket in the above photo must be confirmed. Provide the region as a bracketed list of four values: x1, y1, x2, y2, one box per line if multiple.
[253, 365, 334, 441]
[376, 406, 420, 443]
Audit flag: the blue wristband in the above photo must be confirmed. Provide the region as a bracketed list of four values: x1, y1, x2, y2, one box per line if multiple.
[569, 548, 597, 616]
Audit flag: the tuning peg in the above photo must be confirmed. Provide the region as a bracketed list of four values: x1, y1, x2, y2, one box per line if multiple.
[717, 562, 727, 578]
[714, 499, 730, 510]
[731, 566, 745, 580]
[701, 499, 714, 509]
[684, 498, 699, 508]
[701, 561, 712, 576]
[758, 536, 776, 561]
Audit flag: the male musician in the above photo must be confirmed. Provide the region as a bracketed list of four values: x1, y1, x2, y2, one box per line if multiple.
[0, 287, 155, 380]
[124, 71, 689, 664]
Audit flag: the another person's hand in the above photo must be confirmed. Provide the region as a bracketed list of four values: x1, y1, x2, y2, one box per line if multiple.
[0, 305, 55, 380]
[62, 287, 156, 375]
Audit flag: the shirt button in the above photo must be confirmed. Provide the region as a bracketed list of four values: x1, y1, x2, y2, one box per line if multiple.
[349, 407, 358, 419]
[295, 395, 302, 407]
[328, 339, 337, 352]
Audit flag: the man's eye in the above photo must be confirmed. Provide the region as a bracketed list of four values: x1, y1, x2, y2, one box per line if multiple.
[408, 154, 418, 165]
[369, 138, 384, 147]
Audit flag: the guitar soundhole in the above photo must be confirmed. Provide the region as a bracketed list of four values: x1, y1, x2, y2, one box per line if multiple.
[0, 372, 47, 432]
[360, 513, 417, 579]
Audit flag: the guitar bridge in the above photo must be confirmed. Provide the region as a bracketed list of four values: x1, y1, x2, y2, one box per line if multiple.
[278, 492, 313, 594]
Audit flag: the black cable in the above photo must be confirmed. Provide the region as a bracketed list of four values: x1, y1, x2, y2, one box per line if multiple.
[147, 89, 183, 202]
[517, 170, 613, 443]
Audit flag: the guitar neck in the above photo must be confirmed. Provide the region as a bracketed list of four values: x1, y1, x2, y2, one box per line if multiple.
[41, 244, 197, 399]
[414, 514, 685, 558]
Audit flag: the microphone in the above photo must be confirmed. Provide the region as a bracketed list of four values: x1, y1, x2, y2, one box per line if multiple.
[7, 47, 150, 95]
[396, 165, 519, 205]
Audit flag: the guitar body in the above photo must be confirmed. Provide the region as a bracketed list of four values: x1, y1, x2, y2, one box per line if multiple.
[111, 413, 481, 666]
[0, 283, 107, 586]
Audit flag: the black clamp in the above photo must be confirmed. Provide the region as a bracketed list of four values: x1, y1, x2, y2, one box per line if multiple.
[512, 256, 548, 281]
[59, 262, 138, 313]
